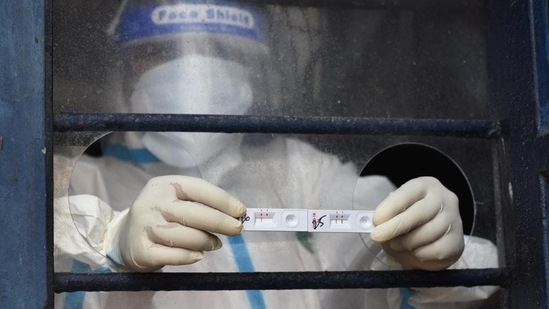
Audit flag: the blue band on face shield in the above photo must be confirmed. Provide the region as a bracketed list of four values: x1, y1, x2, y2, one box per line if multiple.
[116, 2, 266, 45]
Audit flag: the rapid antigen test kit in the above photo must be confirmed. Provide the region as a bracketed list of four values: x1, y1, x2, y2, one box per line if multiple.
[240, 208, 375, 233]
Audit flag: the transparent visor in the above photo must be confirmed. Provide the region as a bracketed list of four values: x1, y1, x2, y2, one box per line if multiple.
[119, 35, 271, 115]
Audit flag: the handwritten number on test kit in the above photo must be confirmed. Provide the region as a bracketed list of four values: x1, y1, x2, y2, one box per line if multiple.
[312, 215, 326, 230]
[239, 215, 251, 224]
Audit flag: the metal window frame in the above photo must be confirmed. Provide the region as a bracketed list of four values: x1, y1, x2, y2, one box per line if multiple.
[0, 0, 548, 308]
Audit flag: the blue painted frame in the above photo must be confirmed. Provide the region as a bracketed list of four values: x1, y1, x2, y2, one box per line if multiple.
[0, 0, 52, 308]
[533, 0, 549, 132]
[488, 0, 549, 307]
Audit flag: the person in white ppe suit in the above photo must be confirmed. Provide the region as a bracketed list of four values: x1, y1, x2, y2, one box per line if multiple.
[54, 1, 499, 308]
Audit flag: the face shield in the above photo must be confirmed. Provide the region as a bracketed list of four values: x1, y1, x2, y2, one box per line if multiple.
[110, 0, 269, 106]
[109, 0, 270, 167]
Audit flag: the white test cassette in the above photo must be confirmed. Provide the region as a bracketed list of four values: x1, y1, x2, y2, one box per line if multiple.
[239, 208, 375, 233]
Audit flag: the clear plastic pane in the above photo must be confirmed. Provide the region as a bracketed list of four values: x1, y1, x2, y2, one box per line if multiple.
[54, 0, 493, 119]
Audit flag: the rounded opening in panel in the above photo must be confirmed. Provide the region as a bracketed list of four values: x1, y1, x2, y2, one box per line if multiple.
[353, 142, 476, 268]
[66, 132, 203, 260]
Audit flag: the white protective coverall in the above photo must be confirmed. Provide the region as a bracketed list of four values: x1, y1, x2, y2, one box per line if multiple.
[54, 131, 498, 309]
[53, 1, 498, 308]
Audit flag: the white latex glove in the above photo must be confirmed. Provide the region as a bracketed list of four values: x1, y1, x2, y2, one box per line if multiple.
[370, 176, 464, 271]
[113, 175, 246, 272]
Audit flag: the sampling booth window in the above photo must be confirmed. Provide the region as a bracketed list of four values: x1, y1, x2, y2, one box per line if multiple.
[52, 1, 502, 308]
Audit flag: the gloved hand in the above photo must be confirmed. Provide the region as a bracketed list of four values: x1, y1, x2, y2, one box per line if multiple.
[112, 175, 246, 272]
[370, 176, 464, 271]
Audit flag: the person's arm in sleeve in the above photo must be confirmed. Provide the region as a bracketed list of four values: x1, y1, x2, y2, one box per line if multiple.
[54, 194, 118, 270]
[55, 175, 246, 272]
